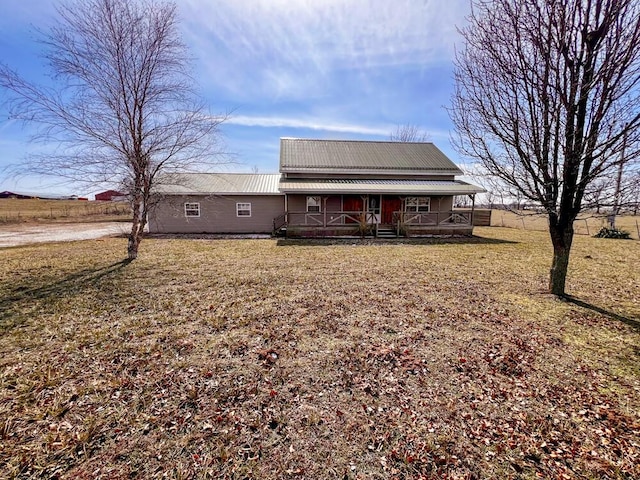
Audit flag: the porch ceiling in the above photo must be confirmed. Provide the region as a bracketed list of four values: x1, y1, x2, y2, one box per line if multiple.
[279, 179, 485, 195]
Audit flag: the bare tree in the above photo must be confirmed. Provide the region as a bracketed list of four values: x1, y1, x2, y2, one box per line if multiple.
[450, 0, 640, 296]
[389, 124, 431, 142]
[0, 0, 225, 259]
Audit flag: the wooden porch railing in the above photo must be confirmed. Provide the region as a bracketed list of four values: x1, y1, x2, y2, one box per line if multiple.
[282, 211, 471, 228]
[273, 212, 288, 233]
[286, 211, 373, 227]
[395, 211, 472, 226]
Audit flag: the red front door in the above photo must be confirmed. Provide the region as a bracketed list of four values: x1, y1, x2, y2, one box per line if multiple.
[382, 196, 402, 224]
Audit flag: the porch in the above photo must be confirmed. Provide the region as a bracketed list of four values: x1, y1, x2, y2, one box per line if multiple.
[273, 209, 475, 238]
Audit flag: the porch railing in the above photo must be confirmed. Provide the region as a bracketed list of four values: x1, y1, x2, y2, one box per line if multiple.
[273, 212, 288, 233]
[396, 211, 472, 226]
[286, 211, 374, 227]
[283, 210, 472, 228]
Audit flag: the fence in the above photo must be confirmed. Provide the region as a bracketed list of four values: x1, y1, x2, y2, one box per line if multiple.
[0, 199, 131, 224]
[490, 210, 640, 240]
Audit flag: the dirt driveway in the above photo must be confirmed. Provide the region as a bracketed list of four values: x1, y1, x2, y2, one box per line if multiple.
[0, 222, 131, 248]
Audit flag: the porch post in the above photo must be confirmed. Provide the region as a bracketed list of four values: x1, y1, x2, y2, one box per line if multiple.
[361, 195, 367, 222]
[470, 194, 476, 227]
[323, 196, 328, 227]
[284, 194, 289, 224]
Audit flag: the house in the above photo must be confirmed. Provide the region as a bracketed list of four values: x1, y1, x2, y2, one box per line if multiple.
[148, 138, 484, 237]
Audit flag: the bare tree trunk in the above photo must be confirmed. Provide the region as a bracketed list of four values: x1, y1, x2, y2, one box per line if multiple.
[548, 223, 574, 296]
[128, 223, 144, 259]
[127, 194, 146, 260]
[610, 130, 628, 228]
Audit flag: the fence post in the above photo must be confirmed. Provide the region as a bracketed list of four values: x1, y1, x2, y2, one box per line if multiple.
[584, 219, 589, 236]
[636, 220, 639, 240]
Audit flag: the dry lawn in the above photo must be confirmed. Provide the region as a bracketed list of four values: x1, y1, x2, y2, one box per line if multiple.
[491, 210, 640, 240]
[0, 199, 130, 224]
[0, 228, 638, 479]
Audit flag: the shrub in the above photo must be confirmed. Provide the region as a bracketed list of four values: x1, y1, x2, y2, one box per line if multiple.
[593, 227, 631, 239]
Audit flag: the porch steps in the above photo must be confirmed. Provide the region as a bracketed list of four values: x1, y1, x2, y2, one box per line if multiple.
[376, 226, 399, 238]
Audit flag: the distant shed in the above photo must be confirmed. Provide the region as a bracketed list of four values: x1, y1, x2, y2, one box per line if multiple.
[0, 191, 35, 199]
[0, 191, 64, 200]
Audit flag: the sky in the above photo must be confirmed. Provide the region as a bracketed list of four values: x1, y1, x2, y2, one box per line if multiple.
[0, 0, 471, 196]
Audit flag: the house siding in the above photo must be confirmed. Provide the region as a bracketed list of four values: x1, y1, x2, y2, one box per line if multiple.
[286, 194, 454, 214]
[149, 194, 284, 234]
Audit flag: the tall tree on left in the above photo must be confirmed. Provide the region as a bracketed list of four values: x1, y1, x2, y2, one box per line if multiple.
[0, 0, 225, 259]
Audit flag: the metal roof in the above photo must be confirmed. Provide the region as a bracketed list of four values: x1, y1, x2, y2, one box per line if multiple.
[278, 178, 485, 195]
[155, 174, 484, 196]
[154, 173, 282, 195]
[280, 138, 463, 175]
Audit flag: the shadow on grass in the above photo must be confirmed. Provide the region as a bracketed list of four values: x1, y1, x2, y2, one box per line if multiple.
[276, 235, 517, 247]
[0, 259, 132, 332]
[564, 295, 640, 330]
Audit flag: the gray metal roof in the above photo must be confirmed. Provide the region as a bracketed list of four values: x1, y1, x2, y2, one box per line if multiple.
[278, 178, 484, 195]
[155, 173, 282, 195]
[280, 138, 463, 175]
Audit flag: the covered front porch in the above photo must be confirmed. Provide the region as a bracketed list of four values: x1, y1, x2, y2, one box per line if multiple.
[273, 194, 476, 238]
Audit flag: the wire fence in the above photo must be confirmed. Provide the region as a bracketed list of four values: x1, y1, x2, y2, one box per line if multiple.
[490, 210, 640, 240]
[0, 200, 131, 224]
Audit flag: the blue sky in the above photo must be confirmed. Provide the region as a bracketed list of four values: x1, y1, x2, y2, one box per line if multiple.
[0, 0, 470, 195]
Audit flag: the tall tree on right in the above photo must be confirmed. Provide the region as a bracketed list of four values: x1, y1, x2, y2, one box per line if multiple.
[450, 0, 640, 296]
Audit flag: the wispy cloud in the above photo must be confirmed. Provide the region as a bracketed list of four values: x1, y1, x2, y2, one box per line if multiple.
[180, 0, 469, 101]
[226, 115, 392, 136]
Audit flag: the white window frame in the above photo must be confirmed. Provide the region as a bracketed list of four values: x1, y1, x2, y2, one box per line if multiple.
[236, 202, 252, 217]
[184, 202, 200, 217]
[405, 197, 430, 213]
[306, 196, 322, 213]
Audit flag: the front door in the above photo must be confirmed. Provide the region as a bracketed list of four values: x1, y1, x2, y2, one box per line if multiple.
[382, 196, 402, 224]
[368, 195, 381, 224]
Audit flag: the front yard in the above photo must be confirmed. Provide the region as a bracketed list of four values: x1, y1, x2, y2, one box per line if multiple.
[0, 228, 638, 479]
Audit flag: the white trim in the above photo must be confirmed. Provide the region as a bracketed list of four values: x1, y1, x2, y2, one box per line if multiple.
[236, 202, 252, 217]
[184, 202, 200, 217]
[306, 195, 322, 212]
[405, 197, 430, 213]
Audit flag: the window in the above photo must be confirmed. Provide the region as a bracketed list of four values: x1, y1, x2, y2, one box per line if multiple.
[184, 202, 200, 217]
[236, 202, 251, 217]
[307, 196, 321, 212]
[405, 197, 430, 213]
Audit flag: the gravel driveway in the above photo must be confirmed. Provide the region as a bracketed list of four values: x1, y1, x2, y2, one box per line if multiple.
[0, 222, 131, 248]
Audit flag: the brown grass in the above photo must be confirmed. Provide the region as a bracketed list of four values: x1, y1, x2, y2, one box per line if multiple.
[490, 210, 640, 239]
[0, 199, 131, 224]
[0, 228, 638, 479]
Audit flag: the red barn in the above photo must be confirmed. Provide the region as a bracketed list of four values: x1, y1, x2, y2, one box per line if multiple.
[95, 190, 126, 201]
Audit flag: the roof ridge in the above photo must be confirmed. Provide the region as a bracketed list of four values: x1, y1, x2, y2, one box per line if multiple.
[168, 172, 281, 176]
[281, 137, 434, 145]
